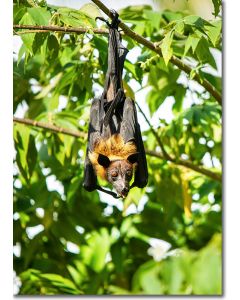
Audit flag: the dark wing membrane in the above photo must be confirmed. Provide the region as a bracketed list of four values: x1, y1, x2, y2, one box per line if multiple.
[120, 98, 148, 188]
[102, 28, 128, 100]
[83, 98, 102, 191]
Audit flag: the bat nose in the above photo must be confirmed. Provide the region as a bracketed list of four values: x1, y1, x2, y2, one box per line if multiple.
[121, 187, 129, 196]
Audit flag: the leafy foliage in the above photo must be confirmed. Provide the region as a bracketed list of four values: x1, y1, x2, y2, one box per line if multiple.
[13, 0, 222, 295]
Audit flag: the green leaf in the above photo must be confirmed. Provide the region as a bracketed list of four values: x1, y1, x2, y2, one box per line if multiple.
[13, 5, 27, 23]
[20, 269, 82, 295]
[55, 67, 76, 94]
[147, 89, 164, 116]
[184, 15, 205, 29]
[111, 241, 125, 274]
[57, 7, 95, 28]
[119, 5, 150, 23]
[13, 71, 29, 104]
[14, 124, 31, 181]
[174, 20, 185, 35]
[204, 20, 222, 47]
[184, 34, 200, 56]
[144, 9, 162, 30]
[19, 12, 36, 54]
[160, 30, 174, 66]
[108, 285, 131, 295]
[212, 0, 222, 17]
[32, 32, 49, 55]
[19, 212, 30, 228]
[47, 35, 59, 64]
[27, 7, 51, 25]
[191, 235, 222, 294]
[141, 266, 162, 294]
[163, 11, 183, 22]
[79, 3, 102, 20]
[124, 60, 139, 81]
[161, 257, 186, 294]
[66, 175, 81, 206]
[67, 265, 82, 286]
[132, 260, 163, 294]
[173, 85, 186, 113]
[93, 36, 108, 71]
[17, 43, 26, 65]
[26, 0, 41, 6]
[195, 38, 217, 69]
[27, 134, 38, 178]
[81, 228, 111, 272]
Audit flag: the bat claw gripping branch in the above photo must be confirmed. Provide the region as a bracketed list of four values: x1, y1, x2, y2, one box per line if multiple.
[96, 9, 120, 29]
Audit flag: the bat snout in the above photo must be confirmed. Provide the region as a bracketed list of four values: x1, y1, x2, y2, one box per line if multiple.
[121, 187, 129, 196]
[118, 186, 129, 198]
[113, 181, 130, 198]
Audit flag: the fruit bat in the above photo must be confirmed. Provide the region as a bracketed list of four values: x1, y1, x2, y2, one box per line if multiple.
[83, 10, 148, 198]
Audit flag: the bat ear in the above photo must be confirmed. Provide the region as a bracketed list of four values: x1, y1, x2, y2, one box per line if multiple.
[127, 152, 139, 164]
[98, 154, 111, 168]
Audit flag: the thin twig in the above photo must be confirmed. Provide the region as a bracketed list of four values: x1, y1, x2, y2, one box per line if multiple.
[136, 102, 172, 160]
[13, 117, 221, 181]
[91, 0, 222, 105]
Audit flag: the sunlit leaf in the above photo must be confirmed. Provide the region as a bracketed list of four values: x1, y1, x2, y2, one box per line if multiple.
[19, 12, 36, 53]
[79, 3, 102, 20]
[160, 30, 174, 66]
[184, 34, 200, 56]
[27, 7, 51, 25]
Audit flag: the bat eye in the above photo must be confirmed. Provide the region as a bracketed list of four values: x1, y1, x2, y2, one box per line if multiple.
[111, 171, 118, 178]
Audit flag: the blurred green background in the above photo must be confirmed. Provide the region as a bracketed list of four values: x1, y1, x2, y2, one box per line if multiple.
[13, 0, 222, 295]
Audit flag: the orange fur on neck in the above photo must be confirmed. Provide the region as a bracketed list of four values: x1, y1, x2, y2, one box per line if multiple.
[88, 134, 137, 179]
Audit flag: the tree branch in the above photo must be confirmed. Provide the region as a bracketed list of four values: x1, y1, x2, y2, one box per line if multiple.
[13, 24, 109, 35]
[13, 117, 221, 182]
[91, 0, 222, 105]
[14, 20, 221, 104]
[13, 116, 87, 139]
[146, 150, 221, 182]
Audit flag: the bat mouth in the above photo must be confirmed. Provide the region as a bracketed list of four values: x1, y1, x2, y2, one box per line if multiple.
[119, 189, 129, 198]
[119, 194, 127, 199]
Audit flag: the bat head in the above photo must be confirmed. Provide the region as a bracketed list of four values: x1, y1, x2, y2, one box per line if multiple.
[97, 153, 139, 198]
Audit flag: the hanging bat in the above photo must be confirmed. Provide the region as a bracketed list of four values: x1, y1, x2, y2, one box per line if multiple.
[83, 10, 148, 198]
